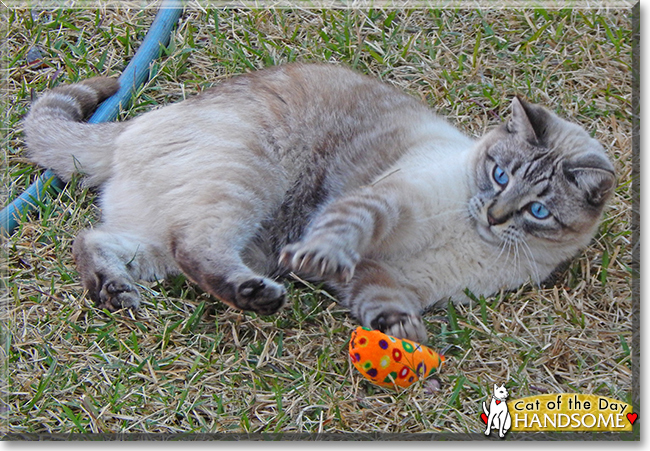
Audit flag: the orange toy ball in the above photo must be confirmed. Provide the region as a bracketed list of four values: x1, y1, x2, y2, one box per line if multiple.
[349, 326, 445, 388]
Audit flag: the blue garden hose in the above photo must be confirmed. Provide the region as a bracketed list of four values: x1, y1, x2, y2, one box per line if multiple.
[1, 0, 184, 236]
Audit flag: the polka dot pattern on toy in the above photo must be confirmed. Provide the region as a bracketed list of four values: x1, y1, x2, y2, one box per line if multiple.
[349, 326, 445, 389]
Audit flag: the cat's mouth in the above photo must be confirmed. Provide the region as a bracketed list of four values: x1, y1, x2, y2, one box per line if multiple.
[468, 198, 503, 245]
[476, 222, 502, 245]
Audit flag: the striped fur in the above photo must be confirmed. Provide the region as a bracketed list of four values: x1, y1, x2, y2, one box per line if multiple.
[24, 77, 125, 187]
[24, 64, 615, 342]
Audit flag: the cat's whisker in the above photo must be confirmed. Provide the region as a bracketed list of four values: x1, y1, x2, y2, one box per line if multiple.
[501, 232, 518, 269]
[505, 244, 516, 276]
[507, 237, 519, 272]
[515, 239, 525, 273]
[492, 236, 511, 269]
[519, 238, 542, 286]
[494, 239, 509, 264]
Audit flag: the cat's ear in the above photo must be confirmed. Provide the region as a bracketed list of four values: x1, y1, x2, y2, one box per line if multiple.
[506, 97, 550, 146]
[494, 383, 498, 392]
[563, 151, 616, 208]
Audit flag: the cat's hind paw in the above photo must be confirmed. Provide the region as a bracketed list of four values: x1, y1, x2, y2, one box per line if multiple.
[95, 279, 141, 312]
[236, 277, 286, 316]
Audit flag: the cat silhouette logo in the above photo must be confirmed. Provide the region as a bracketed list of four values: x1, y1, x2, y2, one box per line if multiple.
[481, 384, 512, 438]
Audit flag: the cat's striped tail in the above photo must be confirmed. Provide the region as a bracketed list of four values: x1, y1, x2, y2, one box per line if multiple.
[24, 77, 126, 187]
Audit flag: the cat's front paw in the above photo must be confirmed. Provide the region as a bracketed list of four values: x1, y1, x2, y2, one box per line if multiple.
[371, 310, 428, 344]
[279, 238, 359, 282]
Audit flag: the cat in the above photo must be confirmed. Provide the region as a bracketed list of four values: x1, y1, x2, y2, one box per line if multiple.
[483, 384, 512, 438]
[24, 63, 615, 343]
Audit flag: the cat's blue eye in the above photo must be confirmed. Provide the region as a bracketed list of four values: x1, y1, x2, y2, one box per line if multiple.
[493, 165, 509, 187]
[529, 202, 550, 219]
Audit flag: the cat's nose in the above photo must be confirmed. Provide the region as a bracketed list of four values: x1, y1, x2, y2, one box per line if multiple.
[487, 209, 510, 226]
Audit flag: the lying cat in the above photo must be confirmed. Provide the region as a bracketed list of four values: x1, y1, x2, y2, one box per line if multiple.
[24, 63, 615, 343]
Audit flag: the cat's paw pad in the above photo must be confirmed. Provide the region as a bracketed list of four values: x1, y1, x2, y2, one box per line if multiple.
[236, 278, 286, 316]
[97, 279, 140, 312]
[371, 310, 428, 344]
[279, 240, 359, 282]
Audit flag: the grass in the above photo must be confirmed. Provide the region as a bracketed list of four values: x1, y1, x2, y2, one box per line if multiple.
[1, 1, 636, 437]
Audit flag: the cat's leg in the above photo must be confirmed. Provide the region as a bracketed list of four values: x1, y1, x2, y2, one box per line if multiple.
[498, 413, 506, 438]
[73, 228, 177, 311]
[504, 410, 512, 436]
[279, 181, 429, 341]
[280, 183, 407, 283]
[343, 260, 428, 343]
[170, 214, 286, 316]
[498, 410, 510, 437]
[485, 410, 496, 436]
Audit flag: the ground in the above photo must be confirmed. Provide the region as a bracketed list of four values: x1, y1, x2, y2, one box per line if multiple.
[1, 1, 636, 437]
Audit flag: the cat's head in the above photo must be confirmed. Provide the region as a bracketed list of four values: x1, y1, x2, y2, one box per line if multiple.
[469, 97, 615, 271]
[493, 384, 509, 399]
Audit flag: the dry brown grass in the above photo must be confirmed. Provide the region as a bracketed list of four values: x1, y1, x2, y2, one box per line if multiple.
[1, 1, 636, 438]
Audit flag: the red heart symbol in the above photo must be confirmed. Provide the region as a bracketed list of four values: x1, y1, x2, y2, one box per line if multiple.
[627, 413, 638, 425]
[496, 400, 501, 405]
[481, 413, 488, 424]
